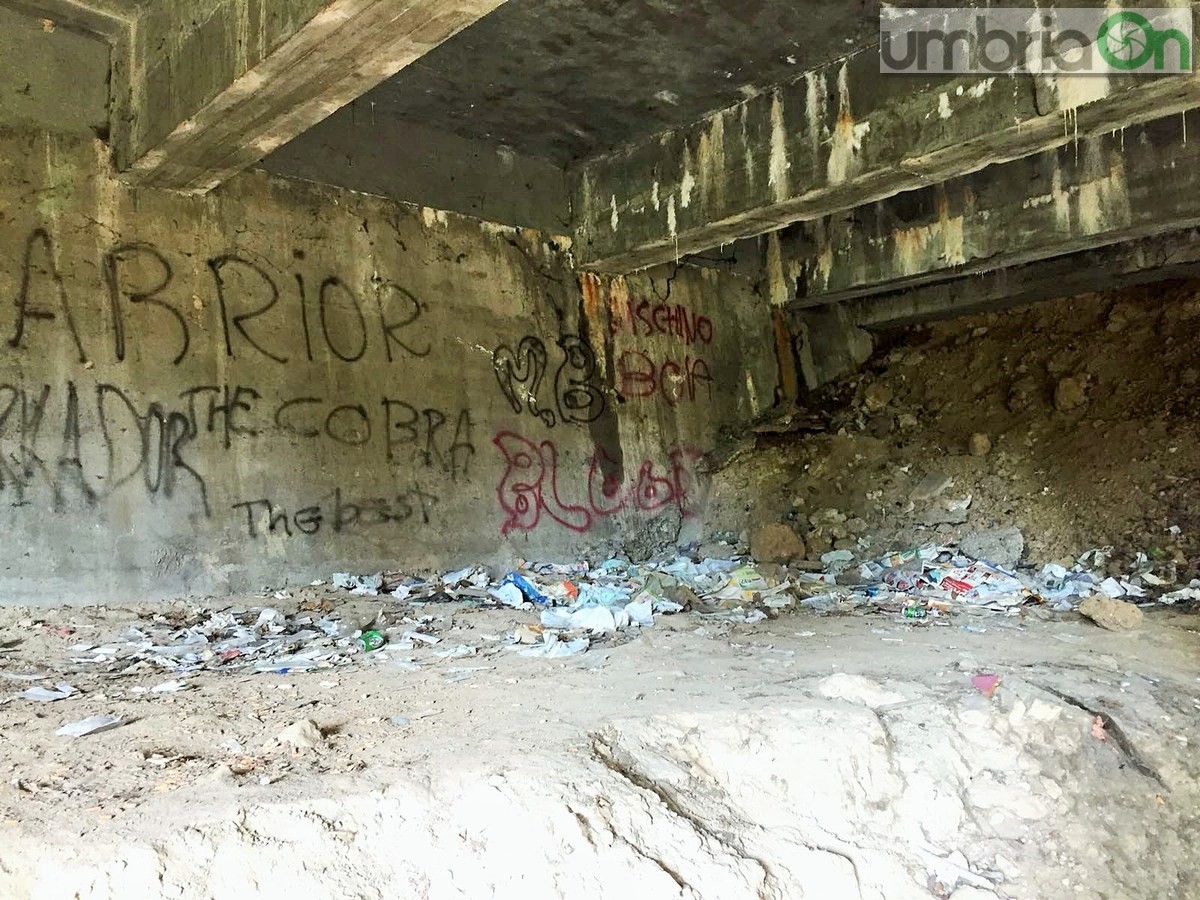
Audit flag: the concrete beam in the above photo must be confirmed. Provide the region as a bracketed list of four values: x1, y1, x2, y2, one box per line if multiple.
[849, 228, 1200, 329]
[120, 0, 507, 193]
[775, 108, 1200, 307]
[571, 19, 1200, 273]
[261, 105, 570, 234]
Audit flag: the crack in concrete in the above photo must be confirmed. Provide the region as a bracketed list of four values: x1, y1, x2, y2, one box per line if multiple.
[1036, 684, 1169, 790]
[591, 734, 781, 900]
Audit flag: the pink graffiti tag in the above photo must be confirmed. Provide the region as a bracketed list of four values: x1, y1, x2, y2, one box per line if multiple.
[493, 430, 703, 535]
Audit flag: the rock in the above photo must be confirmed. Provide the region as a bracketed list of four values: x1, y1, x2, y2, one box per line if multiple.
[277, 720, 324, 751]
[863, 383, 893, 412]
[911, 472, 953, 502]
[897, 413, 920, 432]
[833, 538, 858, 551]
[867, 414, 894, 438]
[846, 517, 868, 535]
[1054, 376, 1087, 412]
[1007, 376, 1041, 413]
[1078, 595, 1144, 632]
[750, 523, 807, 564]
[968, 432, 992, 457]
[959, 527, 1025, 569]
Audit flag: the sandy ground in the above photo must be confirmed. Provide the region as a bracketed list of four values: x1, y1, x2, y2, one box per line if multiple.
[0, 597, 1197, 900]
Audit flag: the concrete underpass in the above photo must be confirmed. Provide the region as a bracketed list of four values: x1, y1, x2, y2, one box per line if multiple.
[0, 3, 1198, 898]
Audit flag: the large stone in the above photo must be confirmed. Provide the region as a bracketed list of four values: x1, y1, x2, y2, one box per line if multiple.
[1078, 595, 1144, 632]
[959, 527, 1025, 569]
[1055, 376, 1088, 412]
[750, 524, 807, 564]
[968, 432, 993, 457]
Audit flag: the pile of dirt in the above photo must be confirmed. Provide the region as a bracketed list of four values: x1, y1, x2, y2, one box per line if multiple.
[707, 280, 1200, 581]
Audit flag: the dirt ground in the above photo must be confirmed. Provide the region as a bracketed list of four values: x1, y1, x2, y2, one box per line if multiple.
[0, 593, 1198, 900]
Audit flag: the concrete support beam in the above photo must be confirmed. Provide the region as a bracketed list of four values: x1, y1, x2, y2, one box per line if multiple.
[261, 106, 569, 233]
[776, 109, 1200, 307]
[848, 227, 1200, 329]
[571, 21, 1200, 273]
[120, 0, 507, 193]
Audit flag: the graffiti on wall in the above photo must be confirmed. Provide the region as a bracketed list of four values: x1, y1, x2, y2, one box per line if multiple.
[493, 429, 703, 535]
[0, 224, 728, 544]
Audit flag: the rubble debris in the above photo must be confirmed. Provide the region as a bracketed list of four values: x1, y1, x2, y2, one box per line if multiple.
[968, 432, 992, 457]
[1054, 376, 1088, 412]
[1078, 595, 1145, 632]
[959, 527, 1025, 570]
[750, 523, 807, 564]
[863, 383, 894, 412]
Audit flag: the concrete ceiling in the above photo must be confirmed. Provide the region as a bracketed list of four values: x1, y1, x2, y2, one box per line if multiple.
[360, 0, 880, 165]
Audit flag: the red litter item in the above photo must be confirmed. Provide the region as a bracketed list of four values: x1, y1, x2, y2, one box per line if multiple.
[563, 581, 580, 599]
[972, 674, 1001, 698]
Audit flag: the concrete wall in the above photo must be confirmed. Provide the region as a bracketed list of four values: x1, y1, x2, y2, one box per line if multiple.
[0, 129, 777, 604]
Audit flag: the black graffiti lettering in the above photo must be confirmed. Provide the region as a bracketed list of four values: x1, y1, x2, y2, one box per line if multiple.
[57, 381, 96, 509]
[325, 404, 371, 446]
[208, 255, 288, 364]
[166, 410, 209, 517]
[9, 230, 88, 364]
[333, 488, 360, 532]
[234, 488, 439, 538]
[275, 396, 323, 438]
[376, 282, 430, 361]
[555, 335, 605, 425]
[383, 399, 419, 460]
[0, 383, 51, 507]
[97, 384, 210, 516]
[493, 336, 555, 426]
[319, 277, 368, 363]
[420, 407, 446, 469]
[104, 243, 188, 365]
[231, 499, 273, 539]
[178, 384, 259, 448]
[295, 273, 315, 362]
[294, 505, 323, 535]
[141, 403, 168, 494]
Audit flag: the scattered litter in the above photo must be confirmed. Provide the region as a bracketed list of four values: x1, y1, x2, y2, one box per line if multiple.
[972, 674, 1001, 698]
[19, 683, 76, 702]
[332, 573, 383, 596]
[57, 716, 124, 738]
[357, 630, 387, 652]
[1092, 716, 1109, 742]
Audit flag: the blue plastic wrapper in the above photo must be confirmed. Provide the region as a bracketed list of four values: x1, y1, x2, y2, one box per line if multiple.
[502, 572, 550, 606]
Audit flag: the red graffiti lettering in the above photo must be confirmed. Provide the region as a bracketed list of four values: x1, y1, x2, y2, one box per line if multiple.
[617, 351, 715, 404]
[609, 299, 715, 346]
[493, 430, 703, 534]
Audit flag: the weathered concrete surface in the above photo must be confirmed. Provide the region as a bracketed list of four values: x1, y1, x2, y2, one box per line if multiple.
[0, 6, 110, 137]
[120, 0, 509, 192]
[0, 129, 776, 605]
[571, 35, 1200, 273]
[779, 110, 1200, 306]
[359, 0, 878, 165]
[261, 109, 570, 233]
[849, 228, 1200, 329]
